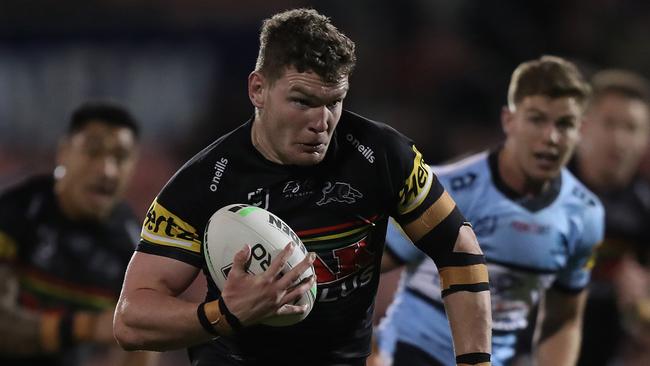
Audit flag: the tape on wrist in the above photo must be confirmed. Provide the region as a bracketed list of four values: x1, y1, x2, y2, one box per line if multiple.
[456, 352, 491, 365]
[218, 297, 243, 331]
[197, 302, 221, 337]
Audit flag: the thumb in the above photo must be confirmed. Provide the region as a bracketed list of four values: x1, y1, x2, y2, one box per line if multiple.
[230, 244, 252, 276]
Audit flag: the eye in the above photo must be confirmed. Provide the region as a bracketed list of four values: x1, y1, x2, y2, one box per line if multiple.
[556, 118, 576, 131]
[527, 115, 544, 125]
[326, 99, 342, 110]
[291, 97, 312, 108]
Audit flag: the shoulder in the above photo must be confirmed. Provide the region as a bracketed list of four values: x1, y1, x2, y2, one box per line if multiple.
[561, 169, 604, 213]
[337, 110, 412, 153]
[432, 152, 490, 191]
[158, 122, 247, 202]
[0, 174, 53, 212]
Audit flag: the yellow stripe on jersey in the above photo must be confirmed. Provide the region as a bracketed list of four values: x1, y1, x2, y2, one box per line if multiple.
[403, 190, 456, 242]
[0, 230, 17, 261]
[141, 199, 201, 253]
[398, 146, 433, 215]
[302, 226, 368, 243]
[439, 264, 489, 291]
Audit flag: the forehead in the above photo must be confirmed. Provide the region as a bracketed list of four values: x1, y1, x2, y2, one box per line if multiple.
[517, 95, 583, 116]
[278, 67, 349, 98]
[69, 120, 137, 147]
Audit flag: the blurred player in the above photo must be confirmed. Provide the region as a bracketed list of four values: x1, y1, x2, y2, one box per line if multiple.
[0, 101, 155, 365]
[574, 69, 650, 366]
[374, 56, 604, 366]
[113, 8, 491, 366]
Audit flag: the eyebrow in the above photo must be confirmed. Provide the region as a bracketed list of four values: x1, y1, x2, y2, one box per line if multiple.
[290, 84, 348, 101]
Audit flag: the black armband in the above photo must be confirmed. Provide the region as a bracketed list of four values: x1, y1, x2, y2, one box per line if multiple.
[58, 312, 75, 349]
[456, 352, 491, 365]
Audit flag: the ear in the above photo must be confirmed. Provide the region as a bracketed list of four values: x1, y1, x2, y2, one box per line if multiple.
[248, 71, 266, 109]
[500, 105, 514, 135]
[55, 138, 70, 167]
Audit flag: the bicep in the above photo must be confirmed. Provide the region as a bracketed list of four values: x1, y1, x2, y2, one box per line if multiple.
[122, 252, 201, 297]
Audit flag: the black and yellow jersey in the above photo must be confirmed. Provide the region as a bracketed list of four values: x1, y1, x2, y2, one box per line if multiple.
[138, 110, 465, 364]
[0, 175, 140, 366]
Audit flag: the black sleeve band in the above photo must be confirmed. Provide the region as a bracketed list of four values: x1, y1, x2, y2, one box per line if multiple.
[456, 352, 491, 364]
[441, 282, 490, 298]
[218, 297, 243, 331]
[58, 312, 75, 349]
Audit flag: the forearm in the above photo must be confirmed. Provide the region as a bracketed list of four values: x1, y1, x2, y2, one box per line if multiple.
[535, 321, 581, 366]
[443, 290, 492, 359]
[114, 288, 216, 351]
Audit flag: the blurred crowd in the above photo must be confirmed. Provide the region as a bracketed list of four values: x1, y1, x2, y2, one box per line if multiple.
[1, 1, 650, 365]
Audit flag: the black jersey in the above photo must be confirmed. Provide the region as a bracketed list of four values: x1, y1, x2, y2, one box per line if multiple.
[0, 175, 140, 366]
[138, 110, 461, 364]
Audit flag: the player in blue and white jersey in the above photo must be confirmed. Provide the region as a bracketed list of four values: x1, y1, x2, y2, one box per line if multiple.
[373, 56, 604, 366]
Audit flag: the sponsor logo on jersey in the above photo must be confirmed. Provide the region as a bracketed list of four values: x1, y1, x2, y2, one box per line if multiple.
[141, 200, 201, 253]
[450, 172, 477, 191]
[314, 238, 376, 302]
[209, 158, 229, 192]
[316, 181, 363, 206]
[247, 188, 269, 209]
[345, 133, 375, 163]
[282, 180, 315, 199]
[510, 220, 550, 234]
[398, 145, 433, 214]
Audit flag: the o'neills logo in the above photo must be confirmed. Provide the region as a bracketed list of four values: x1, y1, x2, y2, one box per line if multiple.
[209, 158, 229, 192]
[346, 133, 375, 164]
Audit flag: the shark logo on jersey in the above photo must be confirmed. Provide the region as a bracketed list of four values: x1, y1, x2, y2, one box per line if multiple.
[316, 182, 363, 206]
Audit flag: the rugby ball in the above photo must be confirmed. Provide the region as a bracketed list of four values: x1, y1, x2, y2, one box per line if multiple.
[203, 204, 317, 326]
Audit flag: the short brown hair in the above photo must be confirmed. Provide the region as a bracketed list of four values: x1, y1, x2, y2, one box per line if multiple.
[507, 55, 590, 110]
[255, 8, 356, 84]
[590, 69, 650, 106]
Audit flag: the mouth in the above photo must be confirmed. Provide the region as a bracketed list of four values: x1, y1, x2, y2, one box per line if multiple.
[532, 151, 561, 170]
[298, 142, 326, 153]
[87, 184, 117, 200]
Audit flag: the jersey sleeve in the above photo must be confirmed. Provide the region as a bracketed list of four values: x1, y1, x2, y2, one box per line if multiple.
[383, 127, 472, 267]
[136, 166, 207, 268]
[385, 217, 425, 264]
[0, 184, 26, 264]
[553, 200, 605, 292]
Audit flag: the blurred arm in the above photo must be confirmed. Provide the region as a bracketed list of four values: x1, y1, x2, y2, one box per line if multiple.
[534, 288, 587, 366]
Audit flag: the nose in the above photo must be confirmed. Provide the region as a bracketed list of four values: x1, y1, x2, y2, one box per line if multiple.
[543, 125, 560, 145]
[100, 156, 119, 179]
[308, 106, 329, 133]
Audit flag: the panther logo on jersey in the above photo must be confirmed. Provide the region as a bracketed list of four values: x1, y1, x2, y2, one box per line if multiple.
[317, 182, 363, 206]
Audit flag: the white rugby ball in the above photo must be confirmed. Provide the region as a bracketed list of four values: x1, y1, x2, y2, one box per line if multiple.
[203, 203, 316, 326]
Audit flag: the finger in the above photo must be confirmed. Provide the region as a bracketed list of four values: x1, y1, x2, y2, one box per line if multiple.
[275, 303, 309, 316]
[277, 252, 315, 289]
[281, 275, 316, 306]
[229, 244, 251, 277]
[265, 242, 295, 278]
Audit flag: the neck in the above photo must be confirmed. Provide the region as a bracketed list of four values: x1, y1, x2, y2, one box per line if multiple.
[251, 117, 283, 164]
[498, 147, 549, 197]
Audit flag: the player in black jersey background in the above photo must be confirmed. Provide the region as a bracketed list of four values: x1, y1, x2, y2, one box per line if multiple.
[114, 8, 492, 366]
[0, 101, 156, 365]
[573, 70, 650, 366]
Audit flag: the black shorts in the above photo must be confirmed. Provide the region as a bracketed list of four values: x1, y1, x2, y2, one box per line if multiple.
[393, 341, 446, 366]
[188, 341, 367, 366]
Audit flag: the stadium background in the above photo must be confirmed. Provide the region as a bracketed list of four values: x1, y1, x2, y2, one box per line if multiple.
[1, 1, 650, 364]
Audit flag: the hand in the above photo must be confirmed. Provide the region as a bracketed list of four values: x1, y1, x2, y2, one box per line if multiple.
[220, 242, 316, 327]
